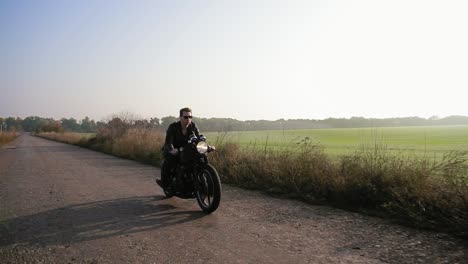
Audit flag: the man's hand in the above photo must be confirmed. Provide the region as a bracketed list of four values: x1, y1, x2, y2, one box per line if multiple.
[169, 149, 179, 156]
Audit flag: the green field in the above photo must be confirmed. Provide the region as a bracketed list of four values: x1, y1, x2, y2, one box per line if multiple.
[206, 125, 468, 157]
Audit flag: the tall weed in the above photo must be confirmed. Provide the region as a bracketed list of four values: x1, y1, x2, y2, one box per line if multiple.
[110, 127, 164, 165]
[0, 131, 18, 146]
[37, 132, 92, 145]
[211, 136, 468, 235]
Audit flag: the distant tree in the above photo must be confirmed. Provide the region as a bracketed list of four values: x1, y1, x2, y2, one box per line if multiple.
[149, 117, 161, 128]
[0, 117, 4, 132]
[105, 117, 130, 138]
[5, 117, 19, 131]
[438, 115, 468, 125]
[133, 119, 151, 129]
[80, 116, 97, 133]
[61, 118, 81, 132]
[21, 116, 46, 132]
[38, 119, 64, 133]
[349, 116, 370, 128]
[5, 114, 468, 135]
[161, 116, 177, 130]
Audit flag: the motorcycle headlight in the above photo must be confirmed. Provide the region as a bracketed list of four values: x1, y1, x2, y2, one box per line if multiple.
[196, 141, 208, 154]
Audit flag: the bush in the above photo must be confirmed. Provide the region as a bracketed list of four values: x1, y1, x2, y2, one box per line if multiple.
[0, 131, 18, 146]
[211, 137, 468, 235]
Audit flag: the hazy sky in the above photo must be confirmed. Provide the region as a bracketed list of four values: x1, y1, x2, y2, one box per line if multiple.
[1, 0, 467, 121]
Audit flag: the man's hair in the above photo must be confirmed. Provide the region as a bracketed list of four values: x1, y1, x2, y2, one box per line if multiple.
[179, 107, 192, 116]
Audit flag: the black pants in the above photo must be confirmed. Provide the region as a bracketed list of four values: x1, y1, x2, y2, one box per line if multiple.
[161, 154, 178, 187]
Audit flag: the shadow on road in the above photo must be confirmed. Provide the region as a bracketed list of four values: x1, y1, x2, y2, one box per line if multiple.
[0, 196, 207, 247]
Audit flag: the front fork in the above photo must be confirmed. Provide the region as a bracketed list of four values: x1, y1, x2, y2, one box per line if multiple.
[193, 163, 209, 194]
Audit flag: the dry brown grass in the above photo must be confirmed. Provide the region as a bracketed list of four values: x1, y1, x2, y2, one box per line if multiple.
[210, 140, 338, 200]
[210, 138, 468, 236]
[37, 132, 93, 145]
[38, 128, 165, 166]
[109, 128, 165, 165]
[0, 131, 19, 146]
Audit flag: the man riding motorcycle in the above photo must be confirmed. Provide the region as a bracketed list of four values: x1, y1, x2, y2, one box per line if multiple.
[156, 107, 214, 189]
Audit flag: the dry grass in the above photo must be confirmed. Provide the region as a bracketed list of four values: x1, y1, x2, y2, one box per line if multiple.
[37, 132, 93, 145]
[38, 128, 165, 166]
[210, 137, 468, 236]
[37, 124, 468, 236]
[210, 139, 338, 200]
[107, 128, 165, 165]
[0, 131, 18, 146]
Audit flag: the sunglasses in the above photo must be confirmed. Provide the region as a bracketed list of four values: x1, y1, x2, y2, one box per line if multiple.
[182, 116, 193, 119]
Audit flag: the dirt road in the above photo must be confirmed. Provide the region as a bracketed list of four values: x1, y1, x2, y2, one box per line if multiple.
[0, 134, 466, 263]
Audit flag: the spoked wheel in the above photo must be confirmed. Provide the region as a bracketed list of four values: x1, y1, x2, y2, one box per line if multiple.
[196, 164, 222, 213]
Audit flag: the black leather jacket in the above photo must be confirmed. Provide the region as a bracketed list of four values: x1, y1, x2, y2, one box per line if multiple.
[163, 121, 201, 153]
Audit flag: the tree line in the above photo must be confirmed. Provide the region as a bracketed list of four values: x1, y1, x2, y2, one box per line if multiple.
[1, 115, 468, 133]
[193, 115, 468, 131]
[0, 116, 99, 133]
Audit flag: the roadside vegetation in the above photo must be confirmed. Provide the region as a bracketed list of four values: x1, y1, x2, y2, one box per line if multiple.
[37, 132, 95, 145]
[211, 138, 468, 237]
[37, 115, 164, 166]
[0, 131, 18, 146]
[36, 115, 468, 237]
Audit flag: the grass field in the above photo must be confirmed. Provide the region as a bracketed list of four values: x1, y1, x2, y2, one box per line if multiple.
[206, 125, 468, 157]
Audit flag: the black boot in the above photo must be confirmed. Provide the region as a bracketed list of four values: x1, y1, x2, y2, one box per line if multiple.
[157, 167, 170, 188]
[156, 179, 165, 188]
[159, 156, 176, 189]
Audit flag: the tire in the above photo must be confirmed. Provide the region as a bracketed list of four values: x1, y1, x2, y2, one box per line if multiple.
[163, 188, 173, 198]
[195, 164, 222, 213]
[156, 178, 173, 198]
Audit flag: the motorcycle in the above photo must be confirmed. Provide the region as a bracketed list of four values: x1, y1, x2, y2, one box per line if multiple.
[159, 134, 222, 213]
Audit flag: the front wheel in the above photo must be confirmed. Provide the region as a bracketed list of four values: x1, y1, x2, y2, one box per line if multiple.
[195, 164, 222, 213]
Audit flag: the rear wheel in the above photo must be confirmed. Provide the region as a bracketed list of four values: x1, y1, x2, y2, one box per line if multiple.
[156, 178, 173, 198]
[159, 159, 174, 198]
[195, 164, 222, 213]
[163, 187, 173, 198]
